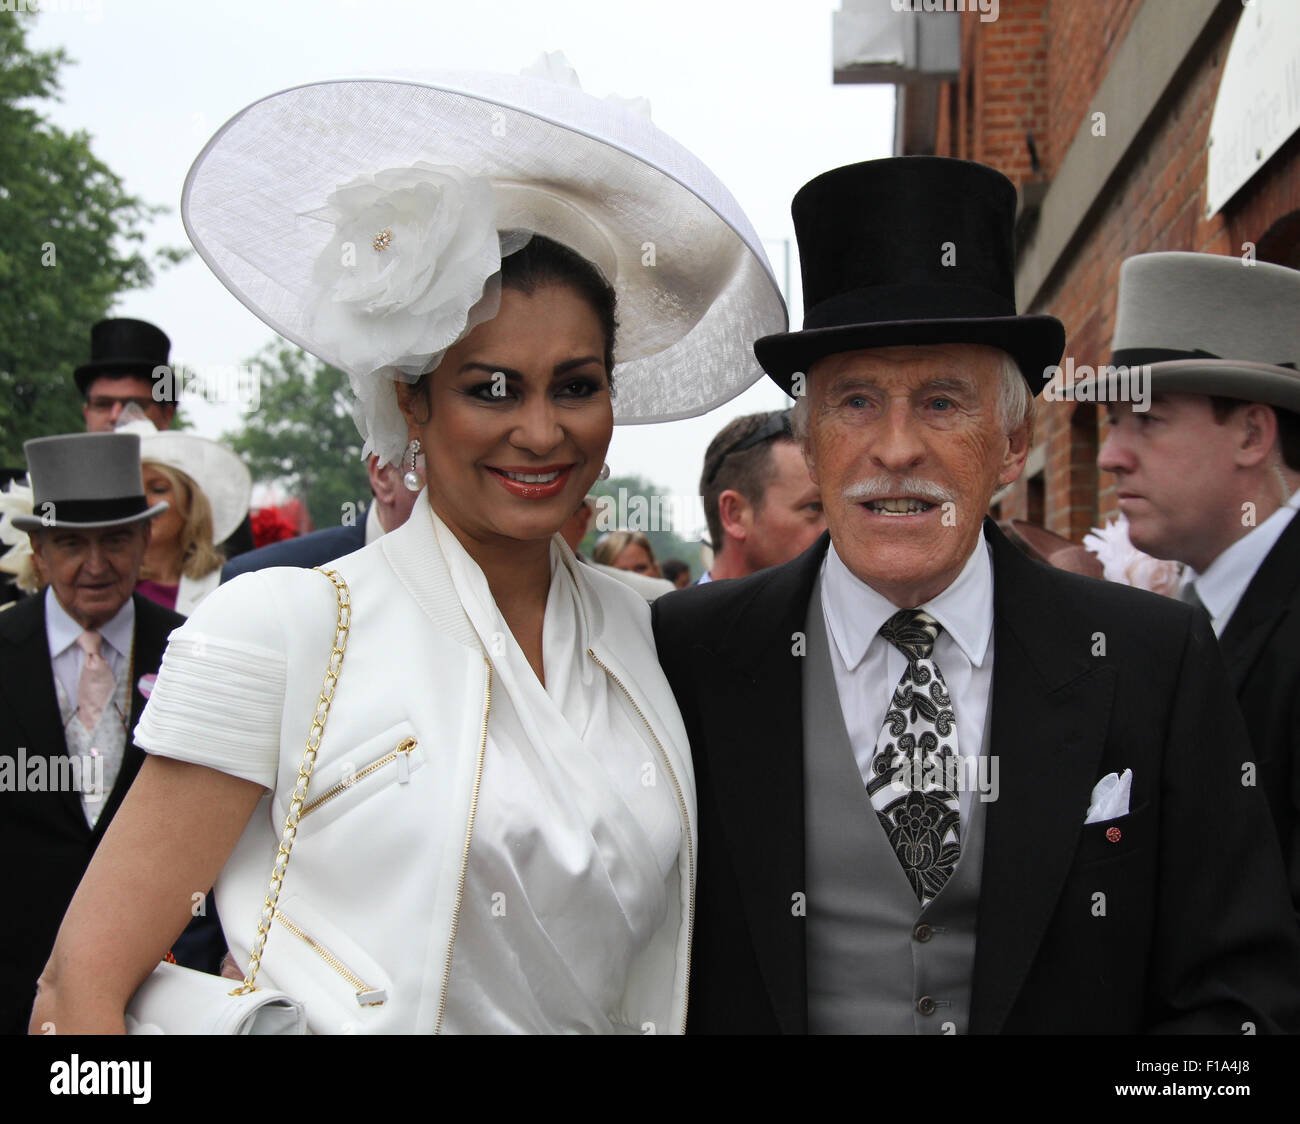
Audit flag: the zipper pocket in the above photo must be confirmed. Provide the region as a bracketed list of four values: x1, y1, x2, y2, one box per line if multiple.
[273, 908, 388, 1007]
[299, 736, 417, 820]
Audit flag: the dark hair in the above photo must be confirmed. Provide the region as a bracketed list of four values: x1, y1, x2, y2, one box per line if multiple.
[1208, 395, 1300, 471]
[406, 233, 617, 422]
[660, 558, 689, 584]
[700, 410, 794, 552]
[499, 233, 618, 378]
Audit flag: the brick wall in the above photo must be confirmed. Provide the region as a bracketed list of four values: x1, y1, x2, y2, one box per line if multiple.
[1043, 0, 1142, 178]
[927, 0, 1300, 541]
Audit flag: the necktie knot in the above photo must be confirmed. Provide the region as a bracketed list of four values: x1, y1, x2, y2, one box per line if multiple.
[76, 630, 103, 658]
[880, 608, 942, 662]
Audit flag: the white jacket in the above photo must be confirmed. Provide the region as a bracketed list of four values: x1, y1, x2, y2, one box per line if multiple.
[177, 504, 696, 1033]
[173, 567, 221, 616]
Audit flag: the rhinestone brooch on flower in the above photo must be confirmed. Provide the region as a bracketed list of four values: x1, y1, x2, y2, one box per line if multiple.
[372, 228, 393, 252]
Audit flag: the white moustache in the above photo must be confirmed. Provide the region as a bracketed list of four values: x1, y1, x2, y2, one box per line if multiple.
[842, 478, 953, 504]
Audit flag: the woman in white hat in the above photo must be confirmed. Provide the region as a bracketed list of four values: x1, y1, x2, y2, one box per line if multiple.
[33, 61, 784, 1034]
[115, 418, 252, 615]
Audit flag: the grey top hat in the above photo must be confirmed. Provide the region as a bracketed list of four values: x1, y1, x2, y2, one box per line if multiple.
[12, 432, 169, 532]
[1098, 251, 1300, 413]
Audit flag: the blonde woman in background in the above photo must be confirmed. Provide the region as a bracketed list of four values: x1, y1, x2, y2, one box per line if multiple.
[593, 529, 662, 578]
[118, 419, 251, 616]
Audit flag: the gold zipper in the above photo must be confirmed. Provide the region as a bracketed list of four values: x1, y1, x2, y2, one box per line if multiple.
[273, 908, 387, 1006]
[434, 657, 492, 1034]
[299, 737, 417, 819]
[586, 649, 695, 1035]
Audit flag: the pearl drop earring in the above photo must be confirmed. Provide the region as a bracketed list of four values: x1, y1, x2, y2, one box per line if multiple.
[403, 438, 423, 492]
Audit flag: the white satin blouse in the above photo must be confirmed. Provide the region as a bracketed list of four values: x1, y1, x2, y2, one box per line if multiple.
[433, 517, 681, 1032]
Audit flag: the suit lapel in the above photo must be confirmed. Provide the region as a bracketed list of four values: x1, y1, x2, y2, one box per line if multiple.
[91, 594, 174, 844]
[970, 522, 1116, 1033]
[1218, 512, 1300, 692]
[0, 594, 90, 837]
[699, 536, 828, 1033]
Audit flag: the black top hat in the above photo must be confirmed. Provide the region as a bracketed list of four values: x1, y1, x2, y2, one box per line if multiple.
[754, 157, 1064, 396]
[73, 318, 172, 397]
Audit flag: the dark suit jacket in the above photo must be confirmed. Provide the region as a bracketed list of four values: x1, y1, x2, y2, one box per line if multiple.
[652, 521, 1300, 1034]
[220, 521, 366, 581]
[0, 592, 213, 1033]
[217, 512, 256, 562]
[1219, 512, 1300, 922]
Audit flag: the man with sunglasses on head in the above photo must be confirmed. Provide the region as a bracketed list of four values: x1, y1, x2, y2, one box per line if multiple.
[698, 409, 825, 584]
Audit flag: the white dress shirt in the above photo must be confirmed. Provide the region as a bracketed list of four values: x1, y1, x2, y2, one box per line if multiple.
[45, 586, 133, 705]
[820, 531, 995, 830]
[1185, 487, 1300, 636]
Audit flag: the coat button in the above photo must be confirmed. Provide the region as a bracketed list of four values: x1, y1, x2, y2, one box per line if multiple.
[914, 923, 933, 942]
[917, 995, 936, 1015]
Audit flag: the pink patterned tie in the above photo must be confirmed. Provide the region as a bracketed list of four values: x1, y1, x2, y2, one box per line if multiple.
[76, 630, 115, 730]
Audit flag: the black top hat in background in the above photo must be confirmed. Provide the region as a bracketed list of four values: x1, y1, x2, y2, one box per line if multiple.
[73, 318, 172, 397]
[755, 157, 1065, 396]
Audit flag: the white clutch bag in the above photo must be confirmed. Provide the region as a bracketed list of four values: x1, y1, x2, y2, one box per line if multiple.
[125, 568, 350, 1035]
[125, 960, 306, 1034]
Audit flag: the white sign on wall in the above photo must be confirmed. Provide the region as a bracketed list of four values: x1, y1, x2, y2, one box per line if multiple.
[1206, 0, 1300, 217]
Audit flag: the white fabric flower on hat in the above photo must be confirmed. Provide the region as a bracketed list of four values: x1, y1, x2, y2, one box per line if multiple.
[308, 161, 522, 465]
[0, 478, 40, 593]
[1082, 514, 1181, 597]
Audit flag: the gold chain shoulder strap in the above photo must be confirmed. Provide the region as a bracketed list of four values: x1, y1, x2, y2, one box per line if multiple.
[230, 567, 351, 996]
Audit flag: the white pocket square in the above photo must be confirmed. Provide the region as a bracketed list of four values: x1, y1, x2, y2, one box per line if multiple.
[1085, 768, 1132, 824]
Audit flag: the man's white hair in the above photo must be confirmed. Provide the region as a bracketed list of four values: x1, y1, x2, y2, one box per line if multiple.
[789, 348, 1032, 444]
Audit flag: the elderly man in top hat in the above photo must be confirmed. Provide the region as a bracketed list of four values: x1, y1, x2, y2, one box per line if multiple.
[76, 318, 178, 433]
[652, 157, 1300, 1034]
[0, 432, 220, 1033]
[1096, 251, 1300, 921]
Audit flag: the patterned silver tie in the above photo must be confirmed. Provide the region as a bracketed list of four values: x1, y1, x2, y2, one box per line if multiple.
[868, 609, 962, 905]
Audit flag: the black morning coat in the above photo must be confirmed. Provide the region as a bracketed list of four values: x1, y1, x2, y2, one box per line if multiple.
[652, 520, 1300, 1034]
[1218, 511, 1300, 925]
[0, 591, 223, 1034]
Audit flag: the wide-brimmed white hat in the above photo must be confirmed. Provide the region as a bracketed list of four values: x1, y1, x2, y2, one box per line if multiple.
[181, 58, 787, 466]
[117, 419, 252, 544]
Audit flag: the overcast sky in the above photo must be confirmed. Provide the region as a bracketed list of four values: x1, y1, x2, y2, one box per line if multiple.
[29, 0, 892, 537]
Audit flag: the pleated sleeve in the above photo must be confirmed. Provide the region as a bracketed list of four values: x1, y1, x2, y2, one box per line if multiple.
[134, 571, 287, 789]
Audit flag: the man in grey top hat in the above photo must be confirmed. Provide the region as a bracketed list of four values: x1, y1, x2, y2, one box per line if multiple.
[653, 158, 1300, 1034]
[0, 432, 220, 1033]
[1097, 251, 1300, 922]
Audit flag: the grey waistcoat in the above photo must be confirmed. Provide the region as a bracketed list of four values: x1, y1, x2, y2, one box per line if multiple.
[803, 577, 989, 1034]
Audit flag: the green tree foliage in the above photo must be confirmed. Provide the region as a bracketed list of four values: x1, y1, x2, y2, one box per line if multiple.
[0, 10, 182, 462]
[584, 473, 704, 577]
[224, 344, 370, 532]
